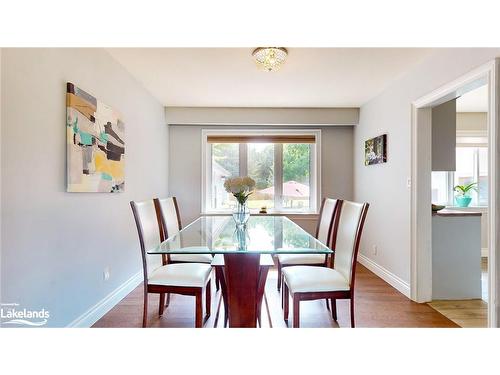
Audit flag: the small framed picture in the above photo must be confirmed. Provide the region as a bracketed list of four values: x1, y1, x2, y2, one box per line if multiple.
[365, 134, 387, 166]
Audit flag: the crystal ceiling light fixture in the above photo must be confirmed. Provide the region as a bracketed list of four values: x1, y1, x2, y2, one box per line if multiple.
[252, 47, 288, 72]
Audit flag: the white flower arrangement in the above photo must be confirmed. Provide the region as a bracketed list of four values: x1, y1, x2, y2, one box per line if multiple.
[223, 176, 256, 205]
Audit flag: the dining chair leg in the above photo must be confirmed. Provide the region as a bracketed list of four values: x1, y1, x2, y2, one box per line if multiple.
[264, 292, 273, 328]
[213, 292, 227, 328]
[195, 290, 203, 328]
[331, 298, 337, 321]
[281, 283, 284, 308]
[214, 266, 229, 327]
[159, 293, 165, 316]
[205, 281, 211, 319]
[215, 271, 220, 292]
[142, 288, 148, 328]
[326, 298, 330, 311]
[166, 293, 170, 307]
[283, 283, 289, 323]
[257, 300, 262, 328]
[277, 262, 282, 291]
[214, 293, 223, 328]
[292, 295, 300, 328]
[350, 297, 355, 328]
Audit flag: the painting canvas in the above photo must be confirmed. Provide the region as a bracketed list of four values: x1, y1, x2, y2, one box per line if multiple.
[365, 134, 387, 166]
[66, 82, 125, 192]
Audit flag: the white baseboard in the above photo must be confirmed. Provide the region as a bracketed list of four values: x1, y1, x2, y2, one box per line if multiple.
[482, 248, 489, 257]
[67, 271, 143, 328]
[358, 254, 411, 298]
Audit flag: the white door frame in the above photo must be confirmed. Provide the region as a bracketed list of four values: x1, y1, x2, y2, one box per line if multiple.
[410, 59, 499, 327]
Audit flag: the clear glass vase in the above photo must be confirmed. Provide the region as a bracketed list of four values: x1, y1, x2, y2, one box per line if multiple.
[232, 202, 250, 227]
[233, 225, 249, 251]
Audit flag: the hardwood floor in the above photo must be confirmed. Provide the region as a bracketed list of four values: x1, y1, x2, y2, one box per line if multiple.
[427, 258, 488, 328]
[93, 264, 458, 328]
[428, 300, 487, 328]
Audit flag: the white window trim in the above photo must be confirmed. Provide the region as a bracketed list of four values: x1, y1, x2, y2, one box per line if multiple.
[201, 128, 321, 214]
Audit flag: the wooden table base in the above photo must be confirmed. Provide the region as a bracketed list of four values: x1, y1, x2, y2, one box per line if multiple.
[221, 253, 270, 328]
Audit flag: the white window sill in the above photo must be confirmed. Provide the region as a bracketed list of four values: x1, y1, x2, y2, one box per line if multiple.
[200, 212, 319, 219]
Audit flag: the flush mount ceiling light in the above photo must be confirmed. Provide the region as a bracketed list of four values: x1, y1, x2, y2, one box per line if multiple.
[252, 47, 288, 72]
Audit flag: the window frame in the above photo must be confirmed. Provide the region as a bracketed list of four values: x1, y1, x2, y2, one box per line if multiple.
[201, 129, 321, 214]
[432, 130, 488, 207]
[450, 146, 488, 207]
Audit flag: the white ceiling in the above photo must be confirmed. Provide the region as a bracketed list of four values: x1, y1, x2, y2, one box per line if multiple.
[456, 85, 488, 112]
[107, 48, 434, 108]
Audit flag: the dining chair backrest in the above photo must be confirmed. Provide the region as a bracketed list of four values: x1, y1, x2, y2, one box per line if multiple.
[315, 198, 340, 248]
[332, 200, 369, 286]
[130, 200, 163, 279]
[154, 197, 182, 241]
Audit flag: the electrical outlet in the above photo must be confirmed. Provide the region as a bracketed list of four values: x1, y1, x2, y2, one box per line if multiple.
[372, 245, 378, 255]
[103, 267, 110, 281]
[407, 178, 412, 188]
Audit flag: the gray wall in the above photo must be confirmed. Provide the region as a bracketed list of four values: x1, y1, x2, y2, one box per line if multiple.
[354, 48, 500, 287]
[165, 107, 359, 126]
[168, 125, 353, 233]
[0, 49, 168, 327]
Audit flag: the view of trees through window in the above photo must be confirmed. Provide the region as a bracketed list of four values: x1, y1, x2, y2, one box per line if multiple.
[248, 143, 275, 209]
[211, 143, 239, 209]
[283, 144, 310, 209]
[210, 142, 312, 211]
[212, 143, 239, 176]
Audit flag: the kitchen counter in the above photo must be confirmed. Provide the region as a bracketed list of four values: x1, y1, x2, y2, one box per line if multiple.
[432, 209, 482, 217]
[432, 212, 482, 299]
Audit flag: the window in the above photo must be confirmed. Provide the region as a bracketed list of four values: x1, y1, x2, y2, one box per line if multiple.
[247, 143, 275, 209]
[210, 143, 239, 210]
[431, 171, 449, 204]
[455, 147, 475, 187]
[283, 144, 311, 210]
[203, 130, 320, 213]
[431, 144, 488, 207]
[478, 147, 488, 206]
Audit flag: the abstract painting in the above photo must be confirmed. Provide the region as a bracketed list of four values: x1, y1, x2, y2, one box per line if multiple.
[365, 134, 387, 166]
[66, 82, 125, 192]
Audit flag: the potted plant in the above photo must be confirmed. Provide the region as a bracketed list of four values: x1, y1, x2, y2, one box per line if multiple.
[453, 182, 477, 207]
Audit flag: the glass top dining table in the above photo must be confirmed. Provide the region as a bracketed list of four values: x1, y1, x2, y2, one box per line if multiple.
[148, 215, 332, 255]
[148, 215, 332, 328]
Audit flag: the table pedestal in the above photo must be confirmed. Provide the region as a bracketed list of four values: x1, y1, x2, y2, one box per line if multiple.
[222, 253, 270, 328]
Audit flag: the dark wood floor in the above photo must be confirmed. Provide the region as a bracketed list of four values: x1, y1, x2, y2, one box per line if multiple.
[93, 264, 458, 328]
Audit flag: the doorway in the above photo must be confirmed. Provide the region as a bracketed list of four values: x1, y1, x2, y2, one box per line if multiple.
[427, 85, 489, 327]
[410, 60, 499, 327]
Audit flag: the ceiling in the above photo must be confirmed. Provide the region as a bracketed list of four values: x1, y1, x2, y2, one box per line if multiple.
[107, 48, 434, 108]
[456, 85, 488, 112]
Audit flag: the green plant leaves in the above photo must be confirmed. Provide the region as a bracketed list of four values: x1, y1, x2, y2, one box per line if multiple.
[453, 182, 478, 195]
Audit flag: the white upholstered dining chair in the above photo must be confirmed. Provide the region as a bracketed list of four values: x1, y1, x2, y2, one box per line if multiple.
[154, 197, 218, 300]
[130, 200, 212, 328]
[282, 200, 369, 328]
[276, 198, 341, 291]
[154, 197, 213, 264]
